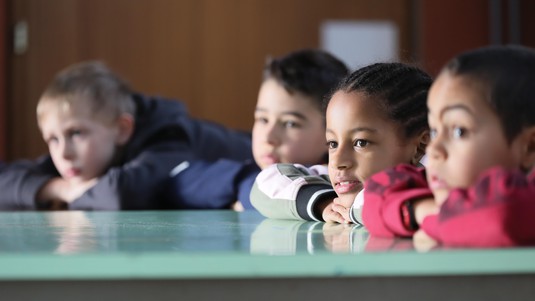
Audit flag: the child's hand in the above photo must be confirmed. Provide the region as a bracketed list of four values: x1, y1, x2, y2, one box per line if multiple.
[331, 195, 354, 222]
[231, 201, 244, 212]
[322, 202, 350, 223]
[413, 229, 438, 252]
[38, 177, 98, 204]
[63, 178, 98, 202]
[333, 194, 354, 208]
[413, 198, 439, 224]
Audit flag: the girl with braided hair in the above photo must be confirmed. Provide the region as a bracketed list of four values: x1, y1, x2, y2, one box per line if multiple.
[250, 62, 432, 224]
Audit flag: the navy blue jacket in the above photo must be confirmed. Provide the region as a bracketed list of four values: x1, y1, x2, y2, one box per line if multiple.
[164, 159, 260, 210]
[0, 94, 253, 210]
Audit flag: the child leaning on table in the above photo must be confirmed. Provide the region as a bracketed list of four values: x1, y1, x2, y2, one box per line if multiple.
[363, 45, 535, 247]
[250, 62, 432, 222]
[0, 61, 253, 210]
[164, 49, 349, 210]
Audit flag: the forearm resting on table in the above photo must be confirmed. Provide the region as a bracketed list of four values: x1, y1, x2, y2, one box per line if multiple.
[37, 177, 97, 203]
[413, 198, 439, 225]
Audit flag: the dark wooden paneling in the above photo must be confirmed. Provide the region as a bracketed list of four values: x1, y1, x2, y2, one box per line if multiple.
[0, 0, 6, 160]
[9, 0, 80, 160]
[420, 0, 490, 76]
[520, 0, 535, 47]
[419, 0, 535, 77]
[7, 0, 411, 160]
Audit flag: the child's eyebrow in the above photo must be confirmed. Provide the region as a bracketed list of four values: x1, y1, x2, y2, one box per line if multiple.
[280, 111, 307, 120]
[326, 127, 377, 135]
[255, 108, 308, 121]
[349, 127, 377, 134]
[439, 104, 475, 119]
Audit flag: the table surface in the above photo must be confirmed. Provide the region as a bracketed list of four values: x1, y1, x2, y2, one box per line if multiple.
[1, 210, 535, 280]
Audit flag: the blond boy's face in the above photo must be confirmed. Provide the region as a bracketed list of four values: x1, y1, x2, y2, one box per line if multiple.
[252, 78, 327, 169]
[326, 91, 418, 203]
[426, 73, 525, 205]
[38, 99, 124, 184]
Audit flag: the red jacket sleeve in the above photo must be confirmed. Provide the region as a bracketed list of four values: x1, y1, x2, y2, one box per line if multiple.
[362, 164, 433, 238]
[426, 167, 535, 247]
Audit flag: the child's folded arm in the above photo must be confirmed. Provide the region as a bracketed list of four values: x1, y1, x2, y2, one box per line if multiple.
[362, 164, 432, 238]
[69, 140, 191, 211]
[0, 156, 58, 210]
[250, 163, 335, 221]
[432, 167, 535, 247]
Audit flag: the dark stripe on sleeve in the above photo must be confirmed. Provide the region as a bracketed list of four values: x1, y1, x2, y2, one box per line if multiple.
[296, 184, 337, 221]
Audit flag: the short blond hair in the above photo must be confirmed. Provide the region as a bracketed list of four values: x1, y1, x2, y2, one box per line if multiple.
[37, 61, 135, 124]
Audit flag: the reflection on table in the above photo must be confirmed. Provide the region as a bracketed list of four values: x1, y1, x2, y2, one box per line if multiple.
[1, 210, 535, 301]
[0, 210, 417, 255]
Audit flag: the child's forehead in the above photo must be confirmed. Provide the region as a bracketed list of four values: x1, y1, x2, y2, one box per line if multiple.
[328, 91, 385, 116]
[39, 97, 93, 117]
[326, 91, 398, 131]
[37, 97, 113, 128]
[428, 73, 491, 115]
[257, 79, 320, 114]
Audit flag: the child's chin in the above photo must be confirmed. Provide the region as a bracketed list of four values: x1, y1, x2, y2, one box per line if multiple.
[432, 190, 449, 206]
[66, 176, 87, 184]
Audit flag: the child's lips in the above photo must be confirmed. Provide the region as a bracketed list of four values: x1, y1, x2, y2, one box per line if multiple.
[334, 179, 361, 194]
[262, 154, 279, 165]
[429, 175, 449, 191]
[64, 168, 81, 178]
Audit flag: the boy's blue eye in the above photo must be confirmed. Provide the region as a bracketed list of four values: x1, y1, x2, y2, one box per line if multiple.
[68, 129, 83, 138]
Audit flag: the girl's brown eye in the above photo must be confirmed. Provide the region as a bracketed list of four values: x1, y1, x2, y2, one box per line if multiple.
[327, 141, 338, 149]
[283, 120, 300, 128]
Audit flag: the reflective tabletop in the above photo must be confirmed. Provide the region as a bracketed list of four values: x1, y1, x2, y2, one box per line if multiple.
[1, 210, 535, 280]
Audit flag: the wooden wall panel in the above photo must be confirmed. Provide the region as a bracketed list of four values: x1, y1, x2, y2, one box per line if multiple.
[9, 0, 80, 160]
[520, 0, 535, 47]
[419, 0, 535, 77]
[6, 0, 411, 160]
[0, 0, 6, 160]
[420, 0, 490, 77]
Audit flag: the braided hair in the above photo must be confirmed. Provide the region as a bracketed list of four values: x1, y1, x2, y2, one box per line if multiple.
[325, 62, 432, 139]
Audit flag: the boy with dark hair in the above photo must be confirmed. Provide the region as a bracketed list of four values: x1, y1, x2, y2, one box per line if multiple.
[363, 45, 535, 247]
[165, 49, 349, 210]
[0, 61, 253, 210]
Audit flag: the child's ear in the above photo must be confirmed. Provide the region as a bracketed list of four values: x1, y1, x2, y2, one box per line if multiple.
[116, 113, 135, 145]
[412, 130, 430, 165]
[519, 126, 535, 172]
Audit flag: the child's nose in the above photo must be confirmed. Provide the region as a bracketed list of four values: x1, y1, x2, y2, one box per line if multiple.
[265, 123, 281, 146]
[331, 146, 354, 170]
[426, 138, 446, 161]
[60, 141, 75, 159]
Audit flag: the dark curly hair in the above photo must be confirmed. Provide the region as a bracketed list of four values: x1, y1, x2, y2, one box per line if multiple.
[325, 62, 432, 139]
